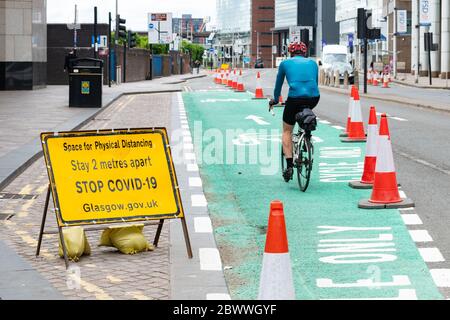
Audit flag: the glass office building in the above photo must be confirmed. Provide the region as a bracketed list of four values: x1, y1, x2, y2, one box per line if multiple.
[216, 0, 251, 33]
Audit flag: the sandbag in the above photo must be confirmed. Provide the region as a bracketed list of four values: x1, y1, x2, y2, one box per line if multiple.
[59, 226, 91, 262]
[99, 224, 154, 255]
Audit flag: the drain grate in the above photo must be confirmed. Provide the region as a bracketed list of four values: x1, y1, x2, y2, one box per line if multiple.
[0, 213, 13, 221]
[0, 193, 38, 200]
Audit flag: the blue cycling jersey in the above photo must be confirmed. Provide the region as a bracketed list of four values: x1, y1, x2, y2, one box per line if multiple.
[274, 56, 320, 103]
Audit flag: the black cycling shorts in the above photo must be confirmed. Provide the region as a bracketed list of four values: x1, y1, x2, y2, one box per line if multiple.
[283, 96, 320, 126]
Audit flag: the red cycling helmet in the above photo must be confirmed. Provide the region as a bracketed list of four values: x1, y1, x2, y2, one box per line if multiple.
[288, 42, 307, 56]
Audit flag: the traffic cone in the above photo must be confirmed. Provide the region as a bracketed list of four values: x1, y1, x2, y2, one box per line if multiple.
[215, 69, 221, 84]
[382, 74, 389, 88]
[340, 86, 356, 138]
[359, 114, 414, 209]
[341, 87, 366, 142]
[232, 69, 238, 89]
[235, 69, 245, 92]
[277, 95, 285, 107]
[349, 106, 378, 189]
[253, 72, 265, 99]
[373, 73, 379, 86]
[227, 69, 234, 87]
[222, 70, 228, 85]
[258, 201, 295, 300]
[368, 70, 373, 85]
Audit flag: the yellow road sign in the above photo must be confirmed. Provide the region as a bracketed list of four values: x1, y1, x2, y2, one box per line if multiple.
[41, 128, 184, 226]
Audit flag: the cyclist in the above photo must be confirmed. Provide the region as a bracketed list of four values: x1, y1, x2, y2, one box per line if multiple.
[269, 41, 320, 182]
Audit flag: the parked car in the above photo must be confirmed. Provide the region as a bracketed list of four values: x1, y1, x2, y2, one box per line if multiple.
[254, 58, 264, 68]
[319, 45, 354, 84]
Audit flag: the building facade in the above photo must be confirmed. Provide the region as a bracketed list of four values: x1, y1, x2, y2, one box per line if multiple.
[172, 14, 206, 45]
[272, 0, 340, 58]
[215, 0, 275, 68]
[0, 0, 47, 90]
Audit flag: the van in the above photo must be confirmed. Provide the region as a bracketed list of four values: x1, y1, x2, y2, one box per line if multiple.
[319, 45, 354, 84]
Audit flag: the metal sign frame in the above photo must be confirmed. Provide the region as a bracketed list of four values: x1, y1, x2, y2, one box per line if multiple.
[36, 128, 193, 268]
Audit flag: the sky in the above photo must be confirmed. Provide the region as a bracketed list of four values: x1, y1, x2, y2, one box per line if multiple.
[47, 0, 217, 31]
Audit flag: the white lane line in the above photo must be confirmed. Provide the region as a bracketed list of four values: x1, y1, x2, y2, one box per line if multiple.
[401, 214, 423, 225]
[430, 269, 450, 287]
[319, 120, 331, 124]
[199, 248, 222, 271]
[399, 207, 415, 211]
[191, 194, 208, 207]
[189, 177, 203, 187]
[194, 217, 213, 233]
[390, 117, 408, 122]
[183, 136, 193, 143]
[206, 293, 231, 300]
[182, 124, 189, 130]
[184, 143, 194, 151]
[409, 230, 433, 243]
[185, 152, 196, 161]
[398, 190, 407, 199]
[187, 163, 199, 172]
[182, 130, 191, 137]
[332, 125, 346, 130]
[418, 248, 445, 262]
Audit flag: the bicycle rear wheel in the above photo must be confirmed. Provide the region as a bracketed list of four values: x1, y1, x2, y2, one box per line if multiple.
[296, 136, 313, 192]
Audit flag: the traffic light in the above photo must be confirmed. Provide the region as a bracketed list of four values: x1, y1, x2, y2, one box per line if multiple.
[128, 31, 137, 48]
[117, 15, 126, 40]
[357, 8, 381, 40]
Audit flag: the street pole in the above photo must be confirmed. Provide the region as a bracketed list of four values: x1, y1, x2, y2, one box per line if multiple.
[271, 31, 274, 69]
[108, 12, 112, 87]
[115, 0, 118, 84]
[416, 0, 420, 83]
[393, 6, 398, 79]
[94, 6, 98, 59]
[364, 37, 368, 94]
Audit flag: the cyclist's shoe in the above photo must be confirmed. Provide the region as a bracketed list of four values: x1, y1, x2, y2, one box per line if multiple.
[283, 167, 294, 182]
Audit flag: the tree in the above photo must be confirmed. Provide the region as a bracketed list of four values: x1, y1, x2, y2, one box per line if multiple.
[180, 40, 205, 62]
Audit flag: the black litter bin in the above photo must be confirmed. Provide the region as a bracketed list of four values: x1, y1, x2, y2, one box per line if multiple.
[68, 58, 103, 108]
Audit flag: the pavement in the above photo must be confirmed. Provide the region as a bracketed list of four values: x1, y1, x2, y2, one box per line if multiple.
[0, 72, 206, 191]
[393, 73, 450, 90]
[1, 67, 450, 300]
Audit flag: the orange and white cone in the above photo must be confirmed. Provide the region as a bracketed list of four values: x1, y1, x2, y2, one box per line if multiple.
[215, 69, 221, 84]
[382, 74, 389, 88]
[373, 73, 379, 86]
[278, 95, 285, 106]
[222, 70, 228, 85]
[340, 86, 356, 138]
[253, 72, 265, 99]
[359, 114, 414, 209]
[341, 87, 366, 142]
[349, 106, 378, 189]
[258, 201, 295, 300]
[227, 69, 234, 87]
[232, 69, 238, 89]
[368, 71, 373, 85]
[235, 69, 245, 92]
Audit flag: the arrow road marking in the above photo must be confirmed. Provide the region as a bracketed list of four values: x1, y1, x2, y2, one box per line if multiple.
[245, 115, 270, 125]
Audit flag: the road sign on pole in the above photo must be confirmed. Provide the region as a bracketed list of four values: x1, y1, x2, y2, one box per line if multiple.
[148, 12, 173, 44]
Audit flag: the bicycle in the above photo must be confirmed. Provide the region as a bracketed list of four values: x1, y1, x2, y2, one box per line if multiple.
[270, 104, 315, 192]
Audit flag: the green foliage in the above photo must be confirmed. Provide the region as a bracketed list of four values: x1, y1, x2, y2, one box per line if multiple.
[181, 40, 205, 62]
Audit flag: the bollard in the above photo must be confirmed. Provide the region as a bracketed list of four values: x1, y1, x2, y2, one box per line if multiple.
[343, 71, 349, 89]
[334, 69, 340, 88]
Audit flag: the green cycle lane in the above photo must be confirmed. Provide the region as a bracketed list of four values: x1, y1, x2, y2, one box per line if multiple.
[182, 90, 442, 300]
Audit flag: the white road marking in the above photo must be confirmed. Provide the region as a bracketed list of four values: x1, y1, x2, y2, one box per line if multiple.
[184, 143, 194, 151]
[187, 163, 199, 172]
[206, 293, 231, 300]
[398, 190, 407, 199]
[194, 217, 213, 233]
[409, 230, 433, 242]
[319, 120, 331, 124]
[184, 152, 196, 161]
[399, 207, 415, 211]
[182, 130, 191, 137]
[430, 269, 450, 287]
[418, 248, 445, 262]
[245, 115, 270, 125]
[390, 117, 408, 122]
[401, 214, 423, 225]
[199, 248, 222, 271]
[181, 124, 189, 130]
[332, 125, 346, 130]
[191, 194, 208, 207]
[183, 136, 193, 143]
[189, 177, 203, 187]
